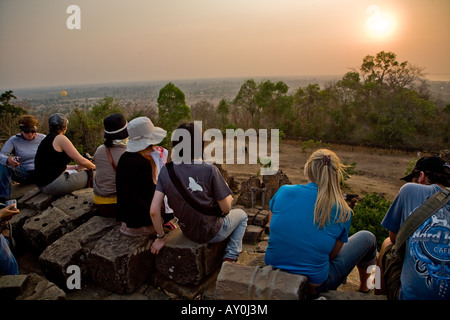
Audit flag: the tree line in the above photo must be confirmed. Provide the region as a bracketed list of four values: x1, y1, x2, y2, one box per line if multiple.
[1, 51, 449, 154]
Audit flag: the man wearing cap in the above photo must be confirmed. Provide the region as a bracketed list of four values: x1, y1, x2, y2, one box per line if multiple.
[115, 116, 167, 236]
[0, 115, 46, 203]
[93, 113, 129, 217]
[377, 156, 450, 300]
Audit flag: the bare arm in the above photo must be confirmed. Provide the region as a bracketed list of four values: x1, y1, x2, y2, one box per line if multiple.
[54, 135, 95, 169]
[329, 239, 344, 260]
[389, 231, 397, 243]
[217, 194, 232, 214]
[150, 191, 166, 254]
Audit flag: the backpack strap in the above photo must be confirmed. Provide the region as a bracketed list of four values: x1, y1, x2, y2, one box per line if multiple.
[105, 147, 117, 172]
[393, 187, 450, 256]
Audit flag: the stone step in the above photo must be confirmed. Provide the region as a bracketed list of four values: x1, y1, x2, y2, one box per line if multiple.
[0, 274, 66, 300]
[89, 225, 155, 294]
[155, 226, 227, 286]
[22, 189, 97, 252]
[215, 262, 308, 300]
[38, 216, 118, 289]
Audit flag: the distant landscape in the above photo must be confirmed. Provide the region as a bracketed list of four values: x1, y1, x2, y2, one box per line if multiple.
[10, 75, 450, 119]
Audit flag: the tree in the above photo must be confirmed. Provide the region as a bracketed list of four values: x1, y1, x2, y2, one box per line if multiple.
[66, 96, 123, 154]
[292, 83, 328, 138]
[157, 83, 191, 132]
[0, 90, 27, 141]
[360, 51, 424, 90]
[190, 100, 215, 129]
[233, 79, 259, 129]
[233, 79, 292, 131]
[216, 98, 230, 131]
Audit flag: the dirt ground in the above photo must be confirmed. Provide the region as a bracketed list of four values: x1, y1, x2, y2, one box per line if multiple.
[222, 139, 420, 202]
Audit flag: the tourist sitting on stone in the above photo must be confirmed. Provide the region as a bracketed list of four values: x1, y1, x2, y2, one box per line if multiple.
[34, 113, 96, 195]
[264, 148, 377, 296]
[149, 122, 248, 262]
[93, 113, 129, 217]
[116, 117, 167, 236]
[0, 115, 46, 204]
[0, 203, 20, 275]
[376, 156, 450, 300]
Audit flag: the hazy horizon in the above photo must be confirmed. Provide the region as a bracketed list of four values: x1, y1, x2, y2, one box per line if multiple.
[1, 0, 449, 90]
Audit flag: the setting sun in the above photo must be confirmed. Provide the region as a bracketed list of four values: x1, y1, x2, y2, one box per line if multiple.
[366, 5, 396, 38]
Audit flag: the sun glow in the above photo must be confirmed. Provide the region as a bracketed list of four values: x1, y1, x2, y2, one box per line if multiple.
[366, 5, 396, 38]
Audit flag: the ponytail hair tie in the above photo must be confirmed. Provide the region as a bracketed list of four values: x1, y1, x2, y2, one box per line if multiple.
[322, 155, 331, 166]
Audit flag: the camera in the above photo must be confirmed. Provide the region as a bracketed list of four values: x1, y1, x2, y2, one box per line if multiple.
[5, 199, 17, 209]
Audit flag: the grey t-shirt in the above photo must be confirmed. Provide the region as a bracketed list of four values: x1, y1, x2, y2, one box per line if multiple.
[156, 161, 231, 243]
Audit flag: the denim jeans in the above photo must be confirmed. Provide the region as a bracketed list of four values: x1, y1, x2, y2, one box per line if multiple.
[317, 230, 377, 292]
[0, 164, 34, 200]
[39, 171, 89, 196]
[0, 234, 18, 275]
[208, 208, 248, 260]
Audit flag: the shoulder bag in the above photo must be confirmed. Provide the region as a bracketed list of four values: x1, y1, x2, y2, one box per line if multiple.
[392, 186, 450, 258]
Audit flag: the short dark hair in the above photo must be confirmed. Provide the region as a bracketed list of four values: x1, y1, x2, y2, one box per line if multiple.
[172, 122, 204, 160]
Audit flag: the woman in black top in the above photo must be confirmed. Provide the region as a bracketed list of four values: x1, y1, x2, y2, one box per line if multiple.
[115, 116, 166, 236]
[34, 113, 96, 195]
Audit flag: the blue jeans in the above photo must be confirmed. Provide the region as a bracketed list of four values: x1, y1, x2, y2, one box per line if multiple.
[0, 234, 18, 275]
[0, 164, 34, 200]
[317, 230, 377, 292]
[208, 208, 248, 260]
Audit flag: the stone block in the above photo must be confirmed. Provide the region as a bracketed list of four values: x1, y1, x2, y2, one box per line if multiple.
[155, 227, 227, 285]
[243, 225, 264, 244]
[215, 263, 308, 300]
[89, 225, 155, 294]
[0, 274, 66, 300]
[39, 216, 118, 289]
[17, 273, 66, 300]
[11, 183, 37, 200]
[10, 207, 39, 250]
[253, 210, 269, 227]
[51, 189, 97, 225]
[245, 208, 259, 225]
[18, 187, 58, 210]
[22, 190, 97, 252]
[23, 206, 70, 251]
[0, 275, 28, 299]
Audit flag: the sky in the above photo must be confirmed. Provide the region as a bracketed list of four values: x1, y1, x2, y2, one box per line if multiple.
[0, 0, 449, 89]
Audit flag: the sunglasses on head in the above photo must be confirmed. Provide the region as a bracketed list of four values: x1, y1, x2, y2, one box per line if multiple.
[22, 127, 37, 134]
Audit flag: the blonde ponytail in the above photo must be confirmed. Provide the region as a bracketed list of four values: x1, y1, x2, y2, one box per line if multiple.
[304, 149, 352, 228]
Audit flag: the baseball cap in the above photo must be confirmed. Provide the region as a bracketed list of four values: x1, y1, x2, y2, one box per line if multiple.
[401, 156, 450, 182]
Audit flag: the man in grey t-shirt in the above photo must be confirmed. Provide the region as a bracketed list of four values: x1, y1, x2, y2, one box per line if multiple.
[149, 122, 247, 262]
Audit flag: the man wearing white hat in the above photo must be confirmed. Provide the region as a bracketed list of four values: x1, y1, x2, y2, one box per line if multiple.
[116, 117, 167, 236]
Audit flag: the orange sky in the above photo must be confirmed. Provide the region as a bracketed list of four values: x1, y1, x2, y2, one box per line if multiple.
[1, 0, 449, 89]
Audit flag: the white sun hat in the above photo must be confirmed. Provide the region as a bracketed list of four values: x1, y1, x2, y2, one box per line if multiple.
[126, 117, 167, 153]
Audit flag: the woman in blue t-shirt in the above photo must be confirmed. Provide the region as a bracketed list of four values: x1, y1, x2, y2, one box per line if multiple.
[265, 149, 377, 295]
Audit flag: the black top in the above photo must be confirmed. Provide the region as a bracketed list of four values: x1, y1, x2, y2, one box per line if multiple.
[35, 133, 72, 187]
[116, 152, 155, 228]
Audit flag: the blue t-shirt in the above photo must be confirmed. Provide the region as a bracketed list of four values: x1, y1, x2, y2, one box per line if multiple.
[381, 183, 450, 300]
[264, 183, 352, 285]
